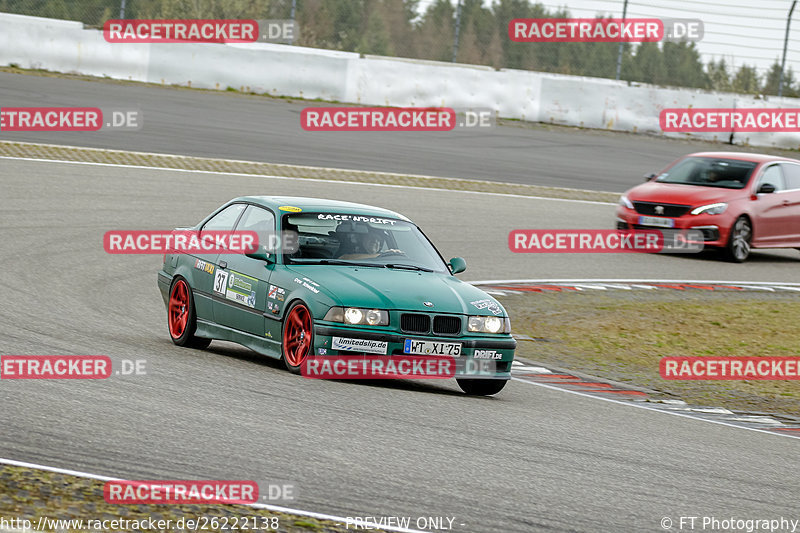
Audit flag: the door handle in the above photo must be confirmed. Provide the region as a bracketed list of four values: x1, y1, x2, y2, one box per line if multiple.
[219, 260, 228, 269]
[782, 200, 790, 206]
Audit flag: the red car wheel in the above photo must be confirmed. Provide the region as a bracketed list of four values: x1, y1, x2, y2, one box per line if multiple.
[282, 302, 313, 373]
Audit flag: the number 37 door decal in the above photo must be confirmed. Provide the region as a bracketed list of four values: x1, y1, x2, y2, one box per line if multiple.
[213, 269, 229, 294]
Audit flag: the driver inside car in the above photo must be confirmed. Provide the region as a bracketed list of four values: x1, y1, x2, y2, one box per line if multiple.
[339, 230, 402, 259]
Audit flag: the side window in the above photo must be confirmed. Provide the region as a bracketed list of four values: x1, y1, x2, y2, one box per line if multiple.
[758, 165, 785, 192]
[201, 203, 246, 232]
[235, 206, 276, 251]
[780, 163, 800, 190]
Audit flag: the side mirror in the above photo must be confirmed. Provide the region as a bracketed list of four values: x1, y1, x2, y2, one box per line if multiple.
[246, 246, 275, 264]
[644, 173, 657, 182]
[757, 183, 776, 194]
[448, 257, 466, 274]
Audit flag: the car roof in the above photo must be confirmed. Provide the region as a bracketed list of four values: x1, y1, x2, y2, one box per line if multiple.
[687, 151, 800, 164]
[235, 196, 411, 221]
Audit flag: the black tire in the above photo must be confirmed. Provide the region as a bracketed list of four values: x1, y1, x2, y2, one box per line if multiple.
[167, 277, 212, 349]
[189, 336, 212, 349]
[457, 378, 508, 396]
[281, 301, 314, 374]
[723, 216, 752, 263]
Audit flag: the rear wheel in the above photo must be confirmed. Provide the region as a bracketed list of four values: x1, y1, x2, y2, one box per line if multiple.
[282, 302, 313, 374]
[723, 216, 751, 263]
[457, 378, 507, 396]
[168, 278, 211, 348]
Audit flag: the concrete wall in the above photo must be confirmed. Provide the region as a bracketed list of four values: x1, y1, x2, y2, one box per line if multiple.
[2, 12, 799, 150]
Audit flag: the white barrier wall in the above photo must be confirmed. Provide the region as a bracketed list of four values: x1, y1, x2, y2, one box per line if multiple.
[147, 42, 356, 101]
[2, 12, 799, 150]
[0, 14, 150, 80]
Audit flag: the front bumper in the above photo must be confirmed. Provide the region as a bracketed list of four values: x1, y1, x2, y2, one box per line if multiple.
[615, 206, 731, 247]
[313, 324, 516, 378]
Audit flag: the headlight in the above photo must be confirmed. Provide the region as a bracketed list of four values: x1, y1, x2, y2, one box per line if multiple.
[484, 316, 503, 333]
[344, 308, 363, 324]
[324, 307, 389, 326]
[468, 315, 511, 334]
[365, 309, 384, 325]
[691, 202, 727, 215]
[619, 195, 634, 209]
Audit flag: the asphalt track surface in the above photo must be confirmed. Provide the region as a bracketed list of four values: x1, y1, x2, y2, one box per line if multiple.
[1, 158, 799, 533]
[2, 70, 797, 192]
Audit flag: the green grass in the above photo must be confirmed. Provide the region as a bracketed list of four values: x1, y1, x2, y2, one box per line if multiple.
[0, 465, 368, 533]
[505, 290, 800, 418]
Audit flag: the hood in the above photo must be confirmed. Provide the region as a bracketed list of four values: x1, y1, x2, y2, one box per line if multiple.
[287, 265, 506, 316]
[627, 181, 747, 206]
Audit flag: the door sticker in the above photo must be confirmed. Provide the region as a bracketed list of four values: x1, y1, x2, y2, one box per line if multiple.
[213, 269, 229, 295]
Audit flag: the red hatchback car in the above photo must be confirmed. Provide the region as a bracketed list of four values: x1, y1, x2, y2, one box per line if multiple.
[616, 152, 800, 262]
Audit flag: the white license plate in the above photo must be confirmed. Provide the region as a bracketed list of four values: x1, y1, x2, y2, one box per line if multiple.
[403, 339, 461, 356]
[638, 216, 675, 228]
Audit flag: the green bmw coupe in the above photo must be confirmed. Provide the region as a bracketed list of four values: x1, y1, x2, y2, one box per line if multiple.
[157, 197, 516, 395]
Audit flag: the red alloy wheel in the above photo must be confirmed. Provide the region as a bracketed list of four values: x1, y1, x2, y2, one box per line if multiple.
[283, 304, 312, 368]
[168, 279, 190, 339]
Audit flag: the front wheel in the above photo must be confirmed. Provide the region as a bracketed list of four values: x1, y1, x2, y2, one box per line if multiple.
[168, 277, 211, 348]
[457, 378, 507, 396]
[282, 302, 313, 374]
[723, 216, 752, 263]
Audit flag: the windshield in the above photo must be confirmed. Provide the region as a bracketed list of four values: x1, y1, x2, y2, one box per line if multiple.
[282, 213, 449, 273]
[655, 157, 757, 189]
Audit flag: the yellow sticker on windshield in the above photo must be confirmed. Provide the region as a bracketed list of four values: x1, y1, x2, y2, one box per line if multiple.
[279, 206, 302, 212]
